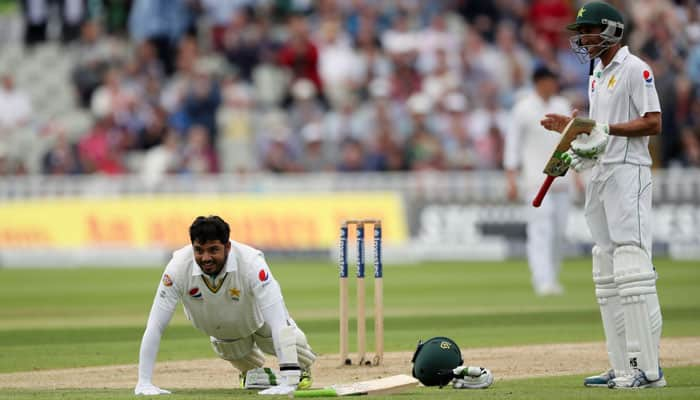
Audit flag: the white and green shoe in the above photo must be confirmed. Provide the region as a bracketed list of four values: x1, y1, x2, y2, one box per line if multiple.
[241, 367, 312, 390]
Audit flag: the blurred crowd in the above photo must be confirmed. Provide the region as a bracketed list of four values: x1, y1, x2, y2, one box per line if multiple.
[1, 0, 699, 178]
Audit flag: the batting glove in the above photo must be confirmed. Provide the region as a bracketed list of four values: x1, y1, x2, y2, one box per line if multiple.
[560, 149, 595, 172]
[452, 366, 494, 389]
[134, 382, 171, 395]
[571, 123, 609, 159]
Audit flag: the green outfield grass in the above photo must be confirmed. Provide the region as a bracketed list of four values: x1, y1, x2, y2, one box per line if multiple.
[0, 0, 17, 14]
[0, 258, 698, 399]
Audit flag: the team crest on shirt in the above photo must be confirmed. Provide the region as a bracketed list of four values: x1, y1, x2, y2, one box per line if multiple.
[607, 75, 617, 90]
[162, 274, 173, 287]
[229, 287, 240, 301]
[189, 287, 203, 299]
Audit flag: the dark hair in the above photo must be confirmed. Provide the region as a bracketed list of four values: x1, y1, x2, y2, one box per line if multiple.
[189, 215, 230, 244]
[532, 65, 558, 82]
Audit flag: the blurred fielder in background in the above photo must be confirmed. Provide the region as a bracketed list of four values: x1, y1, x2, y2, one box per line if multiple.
[135, 216, 315, 396]
[505, 66, 576, 296]
[541, 1, 665, 389]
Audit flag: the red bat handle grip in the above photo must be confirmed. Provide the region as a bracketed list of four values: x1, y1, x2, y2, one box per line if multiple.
[532, 175, 555, 208]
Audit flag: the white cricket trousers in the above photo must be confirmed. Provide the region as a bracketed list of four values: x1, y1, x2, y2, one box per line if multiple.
[585, 163, 659, 378]
[525, 189, 570, 293]
[585, 163, 652, 254]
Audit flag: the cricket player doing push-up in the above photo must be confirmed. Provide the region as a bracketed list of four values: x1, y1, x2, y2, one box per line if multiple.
[540, 1, 665, 389]
[135, 215, 315, 396]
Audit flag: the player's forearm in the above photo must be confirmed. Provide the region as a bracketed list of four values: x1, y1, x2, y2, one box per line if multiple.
[137, 295, 176, 382]
[261, 300, 297, 367]
[609, 113, 662, 137]
[137, 323, 164, 383]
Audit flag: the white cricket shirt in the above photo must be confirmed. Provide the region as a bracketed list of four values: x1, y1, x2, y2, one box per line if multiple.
[588, 46, 661, 166]
[156, 240, 283, 340]
[505, 90, 572, 192]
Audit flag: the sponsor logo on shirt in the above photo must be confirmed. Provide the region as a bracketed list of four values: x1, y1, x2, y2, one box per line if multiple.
[643, 70, 653, 83]
[229, 287, 240, 301]
[162, 274, 173, 287]
[189, 287, 202, 299]
[258, 269, 269, 282]
[591, 79, 596, 93]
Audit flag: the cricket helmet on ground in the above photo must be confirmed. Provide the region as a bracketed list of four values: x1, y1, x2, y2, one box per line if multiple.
[567, 2, 625, 62]
[411, 336, 463, 387]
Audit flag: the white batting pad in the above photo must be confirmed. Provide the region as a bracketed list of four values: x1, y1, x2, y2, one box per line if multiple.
[229, 347, 266, 373]
[592, 246, 629, 377]
[254, 325, 315, 370]
[614, 245, 662, 380]
[210, 336, 255, 361]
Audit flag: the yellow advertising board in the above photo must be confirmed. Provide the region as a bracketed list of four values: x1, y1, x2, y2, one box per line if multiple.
[0, 193, 407, 249]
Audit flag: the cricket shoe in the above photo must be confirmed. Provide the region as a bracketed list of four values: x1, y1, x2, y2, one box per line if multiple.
[608, 368, 666, 389]
[297, 370, 313, 390]
[536, 282, 564, 297]
[583, 369, 615, 387]
[240, 368, 312, 390]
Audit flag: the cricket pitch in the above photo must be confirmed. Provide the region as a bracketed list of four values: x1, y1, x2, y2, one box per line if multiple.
[0, 337, 698, 390]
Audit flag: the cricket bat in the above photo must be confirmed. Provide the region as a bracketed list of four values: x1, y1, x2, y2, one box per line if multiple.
[532, 117, 596, 207]
[292, 374, 418, 397]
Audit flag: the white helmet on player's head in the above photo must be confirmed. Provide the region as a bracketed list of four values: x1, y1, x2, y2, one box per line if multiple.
[567, 1, 625, 63]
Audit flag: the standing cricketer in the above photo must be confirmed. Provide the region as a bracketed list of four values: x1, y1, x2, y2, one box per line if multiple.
[541, 1, 665, 389]
[135, 216, 315, 396]
[505, 66, 575, 296]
